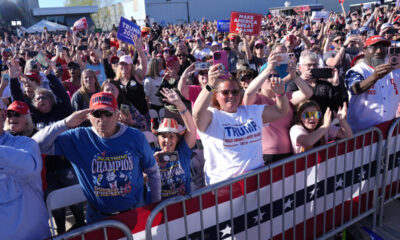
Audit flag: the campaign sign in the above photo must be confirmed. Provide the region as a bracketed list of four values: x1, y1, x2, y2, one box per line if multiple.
[73, 17, 88, 32]
[229, 11, 262, 36]
[117, 17, 141, 45]
[311, 11, 330, 22]
[217, 20, 230, 32]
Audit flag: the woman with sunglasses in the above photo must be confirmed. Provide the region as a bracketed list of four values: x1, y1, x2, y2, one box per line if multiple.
[193, 64, 289, 185]
[290, 100, 352, 154]
[243, 54, 313, 164]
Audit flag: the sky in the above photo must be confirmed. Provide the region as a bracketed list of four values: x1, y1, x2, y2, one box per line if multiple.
[39, 0, 65, 8]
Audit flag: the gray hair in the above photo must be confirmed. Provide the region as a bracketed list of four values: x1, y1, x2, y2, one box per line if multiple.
[299, 50, 320, 65]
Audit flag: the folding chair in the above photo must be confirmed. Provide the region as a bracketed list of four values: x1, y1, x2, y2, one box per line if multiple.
[46, 184, 87, 236]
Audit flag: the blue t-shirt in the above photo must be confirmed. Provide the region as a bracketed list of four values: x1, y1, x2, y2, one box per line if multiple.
[54, 127, 155, 213]
[154, 139, 192, 199]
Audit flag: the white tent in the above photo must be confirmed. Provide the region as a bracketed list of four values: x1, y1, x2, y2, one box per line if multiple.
[26, 19, 68, 33]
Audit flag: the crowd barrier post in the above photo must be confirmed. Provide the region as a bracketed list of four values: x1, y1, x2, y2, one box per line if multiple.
[378, 118, 400, 227]
[52, 219, 133, 240]
[144, 127, 383, 240]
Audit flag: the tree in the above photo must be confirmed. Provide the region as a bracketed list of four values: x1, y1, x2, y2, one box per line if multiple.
[64, 0, 98, 6]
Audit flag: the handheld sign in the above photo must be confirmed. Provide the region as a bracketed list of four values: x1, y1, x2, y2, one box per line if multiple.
[117, 17, 141, 45]
[311, 11, 330, 22]
[73, 17, 88, 32]
[229, 11, 262, 36]
[217, 20, 230, 32]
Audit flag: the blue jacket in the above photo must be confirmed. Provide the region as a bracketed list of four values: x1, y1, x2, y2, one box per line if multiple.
[0, 132, 50, 239]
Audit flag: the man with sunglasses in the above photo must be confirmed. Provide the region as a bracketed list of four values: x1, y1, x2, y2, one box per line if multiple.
[33, 92, 161, 223]
[344, 35, 399, 132]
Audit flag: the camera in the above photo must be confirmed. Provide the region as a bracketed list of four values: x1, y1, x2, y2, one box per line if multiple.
[213, 52, 221, 61]
[389, 47, 400, 69]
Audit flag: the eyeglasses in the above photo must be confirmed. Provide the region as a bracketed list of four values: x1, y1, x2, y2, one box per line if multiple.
[198, 71, 208, 76]
[218, 89, 240, 97]
[91, 110, 114, 118]
[255, 45, 264, 49]
[267, 74, 280, 79]
[302, 111, 322, 119]
[7, 111, 21, 118]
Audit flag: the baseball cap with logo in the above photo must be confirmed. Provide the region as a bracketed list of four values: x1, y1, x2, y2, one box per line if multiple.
[7, 100, 30, 115]
[364, 35, 391, 48]
[255, 39, 265, 47]
[25, 72, 40, 84]
[89, 92, 118, 112]
[157, 118, 185, 134]
[118, 55, 133, 65]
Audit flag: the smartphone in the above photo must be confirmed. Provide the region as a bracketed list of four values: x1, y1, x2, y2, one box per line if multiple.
[296, 23, 302, 31]
[27, 51, 38, 58]
[389, 47, 400, 69]
[276, 53, 295, 64]
[77, 45, 88, 51]
[274, 64, 289, 79]
[158, 151, 178, 162]
[104, 38, 110, 45]
[311, 68, 333, 79]
[212, 51, 229, 79]
[2, 73, 9, 83]
[35, 53, 48, 68]
[120, 104, 130, 115]
[195, 62, 211, 71]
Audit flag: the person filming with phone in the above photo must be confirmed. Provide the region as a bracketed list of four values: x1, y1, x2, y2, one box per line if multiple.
[344, 35, 400, 132]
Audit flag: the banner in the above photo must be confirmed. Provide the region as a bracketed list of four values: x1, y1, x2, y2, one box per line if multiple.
[116, 17, 141, 45]
[72, 17, 88, 32]
[229, 11, 262, 36]
[217, 20, 230, 33]
[293, 5, 311, 16]
[311, 11, 330, 22]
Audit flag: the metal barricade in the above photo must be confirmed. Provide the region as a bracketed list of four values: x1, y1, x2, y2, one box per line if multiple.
[52, 219, 133, 240]
[145, 127, 383, 240]
[379, 118, 400, 226]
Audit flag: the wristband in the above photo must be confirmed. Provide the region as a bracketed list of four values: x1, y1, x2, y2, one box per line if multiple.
[179, 108, 188, 115]
[205, 84, 215, 92]
[275, 92, 286, 97]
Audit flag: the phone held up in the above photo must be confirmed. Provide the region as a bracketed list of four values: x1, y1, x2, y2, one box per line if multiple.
[158, 151, 179, 162]
[389, 47, 400, 69]
[212, 51, 229, 79]
[311, 68, 333, 79]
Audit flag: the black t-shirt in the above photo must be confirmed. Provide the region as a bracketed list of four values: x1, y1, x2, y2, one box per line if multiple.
[116, 78, 149, 115]
[287, 80, 346, 113]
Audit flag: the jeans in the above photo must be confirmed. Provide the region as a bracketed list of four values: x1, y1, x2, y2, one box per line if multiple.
[45, 167, 85, 234]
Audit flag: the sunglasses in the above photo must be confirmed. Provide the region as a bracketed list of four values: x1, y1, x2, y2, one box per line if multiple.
[268, 74, 280, 79]
[302, 111, 322, 119]
[333, 38, 345, 43]
[34, 95, 49, 102]
[177, 54, 186, 57]
[7, 111, 21, 118]
[91, 110, 114, 118]
[218, 89, 240, 97]
[255, 45, 264, 49]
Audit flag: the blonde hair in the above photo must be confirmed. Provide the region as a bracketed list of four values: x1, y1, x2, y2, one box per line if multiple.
[78, 69, 101, 104]
[4, 112, 35, 137]
[147, 58, 163, 79]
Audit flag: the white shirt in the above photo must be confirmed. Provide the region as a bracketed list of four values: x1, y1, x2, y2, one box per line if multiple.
[199, 105, 265, 185]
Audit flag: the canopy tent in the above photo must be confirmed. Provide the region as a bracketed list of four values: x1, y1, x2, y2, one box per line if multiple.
[26, 19, 68, 33]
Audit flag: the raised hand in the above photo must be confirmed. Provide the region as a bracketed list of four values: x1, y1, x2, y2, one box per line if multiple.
[337, 102, 348, 121]
[322, 107, 332, 128]
[269, 75, 285, 95]
[160, 88, 182, 106]
[65, 109, 93, 128]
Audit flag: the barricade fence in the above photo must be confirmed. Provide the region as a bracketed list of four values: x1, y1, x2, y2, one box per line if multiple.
[54, 120, 400, 240]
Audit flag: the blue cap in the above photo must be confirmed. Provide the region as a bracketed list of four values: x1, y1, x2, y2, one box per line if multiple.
[304, 24, 311, 30]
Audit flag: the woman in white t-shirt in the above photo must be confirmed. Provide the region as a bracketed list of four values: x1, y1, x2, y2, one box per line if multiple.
[289, 100, 353, 154]
[193, 64, 289, 185]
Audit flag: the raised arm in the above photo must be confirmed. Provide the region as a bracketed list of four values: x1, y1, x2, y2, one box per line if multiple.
[262, 75, 289, 123]
[192, 65, 223, 132]
[177, 63, 196, 100]
[132, 35, 147, 84]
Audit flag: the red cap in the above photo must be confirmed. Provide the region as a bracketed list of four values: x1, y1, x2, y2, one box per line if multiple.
[166, 55, 179, 68]
[364, 35, 391, 48]
[350, 54, 365, 68]
[25, 72, 40, 84]
[7, 100, 30, 115]
[89, 92, 118, 112]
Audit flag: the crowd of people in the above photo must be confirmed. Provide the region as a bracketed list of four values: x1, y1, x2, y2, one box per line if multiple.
[2, 1, 400, 238]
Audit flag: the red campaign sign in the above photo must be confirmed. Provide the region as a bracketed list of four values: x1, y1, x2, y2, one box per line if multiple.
[229, 11, 262, 36]
[73, 17, 88, 32]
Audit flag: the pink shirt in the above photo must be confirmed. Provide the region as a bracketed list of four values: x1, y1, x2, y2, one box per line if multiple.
[255, 92, 294, 155]
[188, 85, 203, 140]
